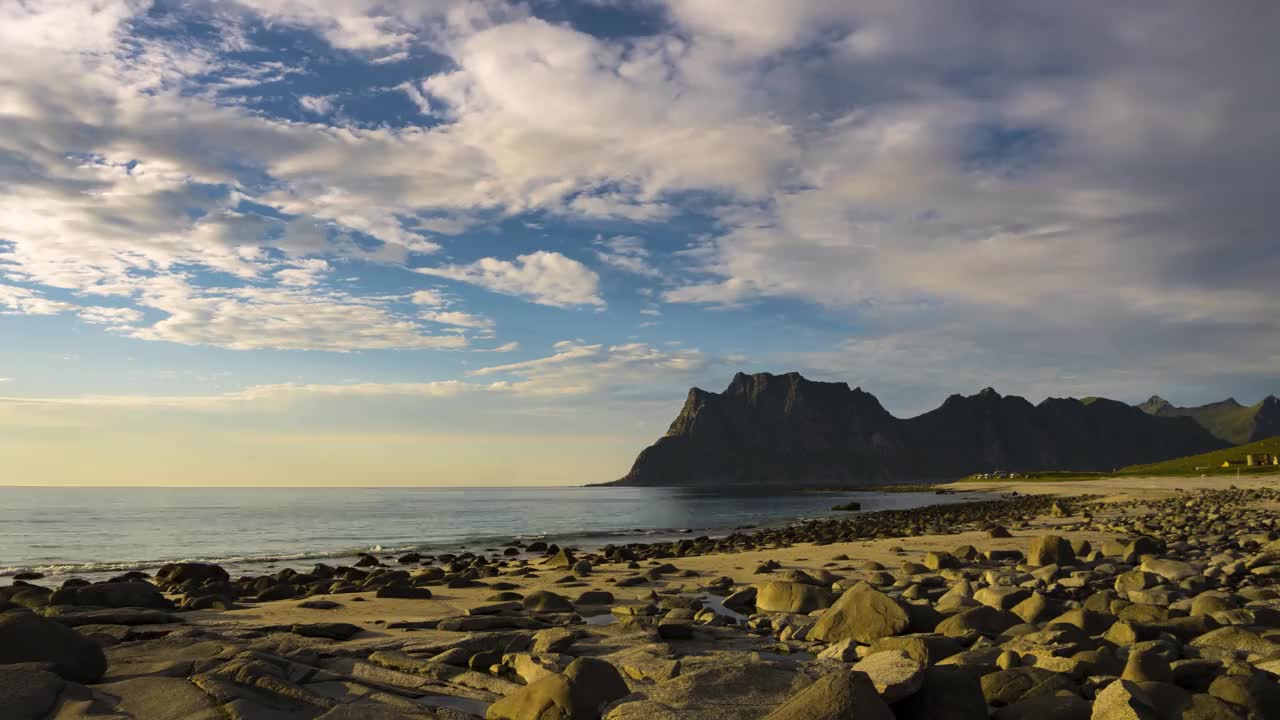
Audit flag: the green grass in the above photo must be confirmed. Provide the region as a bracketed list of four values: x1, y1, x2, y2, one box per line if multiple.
[1118, 435, 1280, 475]
[958, 435, 1280, 482]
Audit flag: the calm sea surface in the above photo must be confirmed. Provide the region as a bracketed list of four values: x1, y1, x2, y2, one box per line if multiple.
[0, 486, 987, 583]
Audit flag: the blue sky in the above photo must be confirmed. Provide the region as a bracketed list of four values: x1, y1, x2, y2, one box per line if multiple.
[0, 1, 1277, 485]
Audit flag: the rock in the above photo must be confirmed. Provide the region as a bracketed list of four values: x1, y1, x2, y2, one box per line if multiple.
[657, 620, 694, 640]
[93, 676, 221, 720]
[1121, 648, 1172, 683]
[0, 612, 107, 682]
[976, 586, 1032, 611]
[604, 658, 810, 719]
[763, 671, 893, 720]
[531, 628, 575, 654]
[754, 581, 834, 614]
[53, 581, 171, 609]
[1027, 535, 1075, 567]
[487, 657, 628, 720]
[1091, 679, 1188, 720]
[0, 666, 64, 720]
[817, 638, 859, 662]
[297, 600, 342, 610]
[894, 665, 989, 720]
[721, 587, 757, 611]
[376, 584, 434, 599]
[154, 563, 229, 588]
[851, 650, 925, 702]
[544, 549, 576, 570]
[576, 591, 615, 605]
[809, 585, 909, 644]
[523, 591, 575, 613]
[291, 622, 362, 640]
[868, 634, 963, 665]
[1191, 627, 1280, 657]
[992, 693, 1091, 720]
[1139, 558, 1198, 583]
[935, 605, 1018, 639]
[980, 668, 1063, 707]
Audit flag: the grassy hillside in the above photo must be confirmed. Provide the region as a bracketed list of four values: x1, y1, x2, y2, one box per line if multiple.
[1117, 435, 1280, 475]
[959, 435, 1280, 482]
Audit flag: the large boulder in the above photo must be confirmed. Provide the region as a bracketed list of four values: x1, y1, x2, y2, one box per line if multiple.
[852, 650, 925, 702]
[0, 612, 108, 682]
[52, 582, 172, 609]
[893, 665, 989, 720]
[487, 657, 628, 720]
[154, 563, 229, 588]
[755, 581, 835, 614]
[810, 586, 909, 644]
[763, 671, 892, 720]
[523, 591, 575, 614]
[1027, 535, 1075, 567]
[0, 666, 65, 720]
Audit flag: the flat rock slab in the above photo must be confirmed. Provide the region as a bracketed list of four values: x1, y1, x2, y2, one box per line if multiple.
[604, 658, 814, 720]
[95, 676, 221, 720]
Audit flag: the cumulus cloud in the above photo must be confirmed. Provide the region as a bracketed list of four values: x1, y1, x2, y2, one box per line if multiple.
[0, 0, 1274, 402]
[416, 251, 604, 308]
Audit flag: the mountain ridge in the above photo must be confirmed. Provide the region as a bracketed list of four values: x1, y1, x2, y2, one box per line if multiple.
[609, 371, 1229, 488]
[1136, 394, 1280, 445]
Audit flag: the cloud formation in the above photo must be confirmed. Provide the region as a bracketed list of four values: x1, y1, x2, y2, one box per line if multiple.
[417, 252, 604, 308]
[0, 0, 1275, 420]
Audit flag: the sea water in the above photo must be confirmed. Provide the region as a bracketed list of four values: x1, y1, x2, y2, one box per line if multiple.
[0, 485, 987, 584]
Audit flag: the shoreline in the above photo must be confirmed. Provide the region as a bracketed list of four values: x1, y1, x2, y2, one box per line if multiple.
[6, 474, 1280, 719]
[1, 488, 994, 587]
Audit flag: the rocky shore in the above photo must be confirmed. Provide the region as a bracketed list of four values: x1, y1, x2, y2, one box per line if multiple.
[5, 480, 1280, 719]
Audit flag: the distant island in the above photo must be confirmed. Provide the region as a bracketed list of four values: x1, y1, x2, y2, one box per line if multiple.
[607, 371, 1233, 488]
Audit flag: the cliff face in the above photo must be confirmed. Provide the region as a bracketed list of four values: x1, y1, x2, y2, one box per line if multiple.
[612, 372, 1228, 487]
[1138, 394, 1280, 445]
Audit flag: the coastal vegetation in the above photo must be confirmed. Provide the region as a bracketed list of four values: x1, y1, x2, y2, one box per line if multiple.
[961, 435, 1280, 482]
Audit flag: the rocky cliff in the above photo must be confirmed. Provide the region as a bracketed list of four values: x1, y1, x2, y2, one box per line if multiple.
[611, 372, 1228, 487]
[1137, 394, 1280, 445]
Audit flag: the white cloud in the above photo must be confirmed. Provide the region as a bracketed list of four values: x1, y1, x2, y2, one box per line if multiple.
[416, 251, 604, 308]
[78, 306, 143, 325]
[593, 235, 662, 278]
[410, 289, 448, 306]
[420, 309, 494, 330]
[0, 285, 73, 316]
[468, 340, 712, 396]
[126, 279, 468, 352]
[298, 94, 335, 115]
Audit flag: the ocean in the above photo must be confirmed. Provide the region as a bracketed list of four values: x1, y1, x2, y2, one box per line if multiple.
[0, 486, 988, 584]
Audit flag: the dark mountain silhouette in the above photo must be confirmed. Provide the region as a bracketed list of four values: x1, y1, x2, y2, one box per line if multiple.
[609, 372, 1228, 487]
[1137, 395, 1280, 445]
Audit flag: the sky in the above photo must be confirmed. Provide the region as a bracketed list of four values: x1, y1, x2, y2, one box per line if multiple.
[1, 0, 1277, 486]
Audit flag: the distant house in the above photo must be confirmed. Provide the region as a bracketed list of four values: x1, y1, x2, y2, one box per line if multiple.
[1222, 460, 1245, 467]
[1246, 453, 1278, 466]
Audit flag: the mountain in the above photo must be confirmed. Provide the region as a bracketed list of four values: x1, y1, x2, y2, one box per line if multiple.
[1137, 395, 1280, 445]
[610, 372, 1227, 487]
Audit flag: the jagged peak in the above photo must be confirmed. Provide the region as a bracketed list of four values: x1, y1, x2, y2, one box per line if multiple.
[723, 371, 850, 395]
